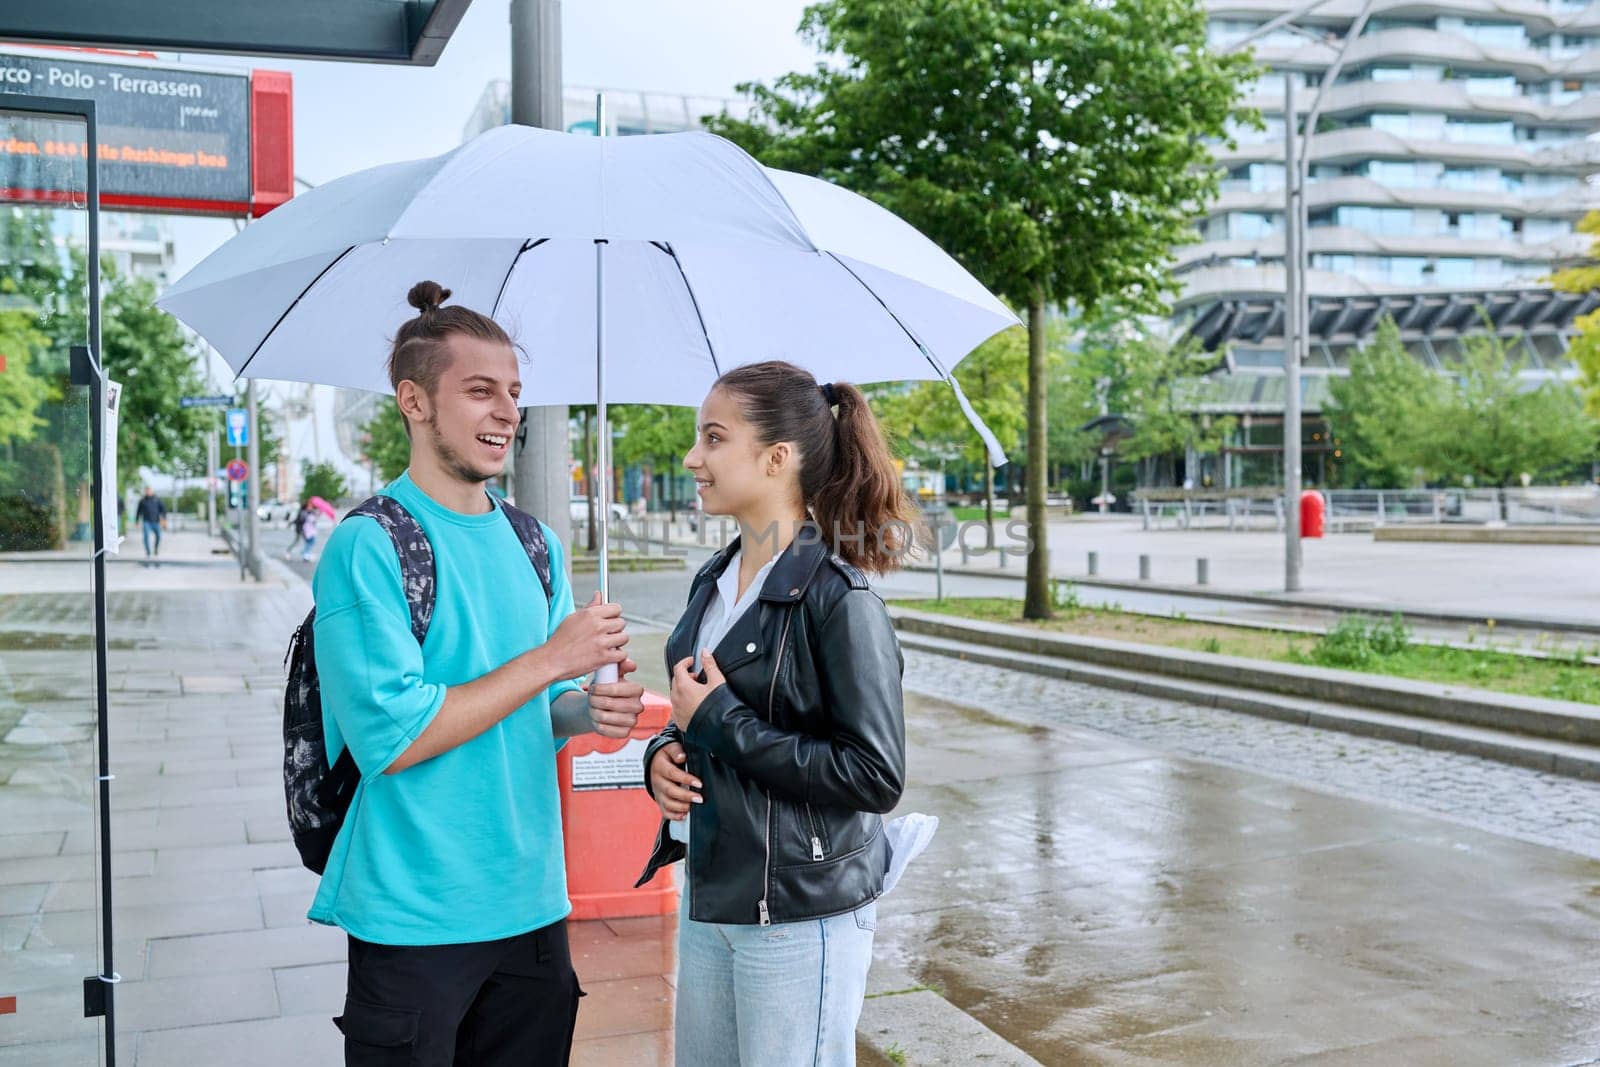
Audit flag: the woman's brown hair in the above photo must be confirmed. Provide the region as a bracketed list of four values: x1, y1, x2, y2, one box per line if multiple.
[712, 360, 918, 574]
[387, 280, 512, 437]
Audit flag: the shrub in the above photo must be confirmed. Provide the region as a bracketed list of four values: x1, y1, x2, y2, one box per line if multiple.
[1313, 614, 1411, 669]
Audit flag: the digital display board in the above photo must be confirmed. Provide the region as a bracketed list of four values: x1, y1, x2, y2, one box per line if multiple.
[0, 49, 292, 217]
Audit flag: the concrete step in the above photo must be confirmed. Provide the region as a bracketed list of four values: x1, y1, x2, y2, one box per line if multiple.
[895, 627, 1600, 783]
[1375, 524, 1600, 546]
[899, 562, 1600, 637]
[891, 609, 1600, 745]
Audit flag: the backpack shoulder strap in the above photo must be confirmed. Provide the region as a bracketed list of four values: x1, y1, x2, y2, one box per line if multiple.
[495, 499, 555, 604]
[345, 495, 436, 644]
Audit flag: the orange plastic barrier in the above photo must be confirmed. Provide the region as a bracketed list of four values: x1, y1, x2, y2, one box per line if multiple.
[556, 690, 678, 920]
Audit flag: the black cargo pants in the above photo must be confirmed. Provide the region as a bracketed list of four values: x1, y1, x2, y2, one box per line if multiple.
[337, 920, 583, 1066]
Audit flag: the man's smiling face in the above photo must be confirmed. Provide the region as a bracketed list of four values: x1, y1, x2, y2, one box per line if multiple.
[412, 334, 522, 485]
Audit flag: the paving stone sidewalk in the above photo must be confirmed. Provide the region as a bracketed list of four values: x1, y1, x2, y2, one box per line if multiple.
[0, 553, 683, 1065]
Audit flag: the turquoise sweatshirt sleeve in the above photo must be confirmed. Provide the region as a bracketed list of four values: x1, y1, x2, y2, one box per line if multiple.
[312, 518, 447, 779]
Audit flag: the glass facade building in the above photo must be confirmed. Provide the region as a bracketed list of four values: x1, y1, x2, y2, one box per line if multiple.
[1186, 0, 1600, 301]
[1173, 0, 1600, 487]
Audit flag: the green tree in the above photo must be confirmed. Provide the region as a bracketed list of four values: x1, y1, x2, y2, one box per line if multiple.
[1047, 358, 1102, 487]
[1550, 210, 1600, 419]
[1057, 317, 1234, 490]
[708, 0, 1256, 617]
[876, 328, 1030, 544]
[0, 208, 70, 331]
[102, 265, 214, 488]
[1431, 332, 1596, 503]
[1115, 336, 1235, 483]
[611, 404, 698, 518]
[0, 310, 49, 449]
[300, 460, 349, 505]
[361, 397, 412, 484]
[1325, 318, 1443, 489]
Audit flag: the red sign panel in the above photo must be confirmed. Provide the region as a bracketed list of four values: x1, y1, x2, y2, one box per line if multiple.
[0, 49, 292, 218]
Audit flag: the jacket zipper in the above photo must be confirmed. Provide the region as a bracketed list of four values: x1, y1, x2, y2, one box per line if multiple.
[759, 605, 794, 926]
[805, 804, 825, 861]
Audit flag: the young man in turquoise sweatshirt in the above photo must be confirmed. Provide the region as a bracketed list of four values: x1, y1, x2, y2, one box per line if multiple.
[311, 282, 643, 1065]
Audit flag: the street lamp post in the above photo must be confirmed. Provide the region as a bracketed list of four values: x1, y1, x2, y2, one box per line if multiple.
[1283, 73, 1303, 591]
[1220, 0, 1370, 592]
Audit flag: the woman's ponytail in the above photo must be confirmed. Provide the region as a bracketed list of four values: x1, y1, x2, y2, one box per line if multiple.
[811, 381, 918, 573]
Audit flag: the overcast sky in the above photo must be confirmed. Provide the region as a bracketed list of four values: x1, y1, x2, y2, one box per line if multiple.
[170, 0, 820, 279]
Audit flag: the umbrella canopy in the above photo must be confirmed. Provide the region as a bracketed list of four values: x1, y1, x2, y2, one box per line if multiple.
[157, 125, 1017, 462]
[306, 496, 337, 520]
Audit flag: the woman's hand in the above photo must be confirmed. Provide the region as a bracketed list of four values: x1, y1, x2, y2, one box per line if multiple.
[649, 741, 701, 820]
[669, 650, 725, 732]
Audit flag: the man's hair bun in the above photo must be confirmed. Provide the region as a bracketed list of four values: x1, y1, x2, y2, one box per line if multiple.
[407, 280, 452, 313]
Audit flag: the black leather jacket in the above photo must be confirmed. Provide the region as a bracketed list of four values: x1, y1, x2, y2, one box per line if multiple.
[635, 535, 905, 925]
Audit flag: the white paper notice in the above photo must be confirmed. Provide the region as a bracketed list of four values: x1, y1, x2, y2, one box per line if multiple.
[103, 378, 123, 554]
[570, 737, 649, 791]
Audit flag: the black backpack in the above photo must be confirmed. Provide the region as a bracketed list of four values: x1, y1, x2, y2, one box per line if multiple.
[282, 494, 553, 874]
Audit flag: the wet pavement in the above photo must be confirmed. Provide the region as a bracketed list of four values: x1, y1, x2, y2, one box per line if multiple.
[880, 684, 1600, 1064]
[6, 530, 1600, 1064]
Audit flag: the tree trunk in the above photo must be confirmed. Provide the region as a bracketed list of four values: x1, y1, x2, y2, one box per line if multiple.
[1024, 296, 1052, 620]
[983, 462, 996, 549]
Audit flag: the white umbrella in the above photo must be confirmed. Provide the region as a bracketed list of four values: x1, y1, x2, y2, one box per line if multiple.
[158, 123, 1018, 675]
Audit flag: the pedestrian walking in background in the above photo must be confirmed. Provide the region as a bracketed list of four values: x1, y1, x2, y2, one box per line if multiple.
[298, 507, 320, 562]
[284, 501, 310, 559]
[638, 360, 913, 1066]
[134, 487, 166, 559]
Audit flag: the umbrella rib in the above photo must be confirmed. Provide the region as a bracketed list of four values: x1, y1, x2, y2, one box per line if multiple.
[824, 250, 1010, 468]
[655, 241, 721, 377]
[491, 238, 549, 319]
[822, 251, 951, 380]
[236, 245, 357, 381]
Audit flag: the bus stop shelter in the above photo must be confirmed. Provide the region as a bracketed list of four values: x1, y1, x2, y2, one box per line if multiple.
[0, 0, 475, 65]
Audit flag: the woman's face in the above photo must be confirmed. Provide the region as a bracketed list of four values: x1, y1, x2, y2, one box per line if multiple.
[684, 387, 793, 519]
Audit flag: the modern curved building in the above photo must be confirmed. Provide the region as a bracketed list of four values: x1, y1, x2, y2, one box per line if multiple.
[1178, 0, 1600, 485]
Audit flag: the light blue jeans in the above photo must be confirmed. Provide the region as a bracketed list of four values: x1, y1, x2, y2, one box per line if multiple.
[675, 889, 878, 1067]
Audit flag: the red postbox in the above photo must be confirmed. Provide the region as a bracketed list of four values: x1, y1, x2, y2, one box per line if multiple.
[556, 690, 679, 920]
[1300, 489, 1326, 539]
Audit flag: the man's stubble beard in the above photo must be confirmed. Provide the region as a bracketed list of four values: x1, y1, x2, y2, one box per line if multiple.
[425, 413, 495, 485]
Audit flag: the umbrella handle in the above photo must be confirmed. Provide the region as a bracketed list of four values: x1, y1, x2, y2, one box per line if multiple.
[592, 662, 619, 685]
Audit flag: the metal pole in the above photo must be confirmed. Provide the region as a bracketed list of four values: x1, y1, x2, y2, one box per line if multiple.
[1283, 73, 1303, 592]
[596, 236, 610, 605]
[206, 426, 217, 537]
[509, 0, 573, 567]
[83, 99, 118, 1062]
[245, 379, 262, 581]
[592, 92, 619, 685]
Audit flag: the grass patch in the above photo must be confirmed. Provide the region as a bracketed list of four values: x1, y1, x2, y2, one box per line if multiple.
[895, 597, 1600, 706]
[946, 506, 999, 522]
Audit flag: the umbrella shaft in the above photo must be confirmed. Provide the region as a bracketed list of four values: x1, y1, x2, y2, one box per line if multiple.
[595, 237, 609, 604]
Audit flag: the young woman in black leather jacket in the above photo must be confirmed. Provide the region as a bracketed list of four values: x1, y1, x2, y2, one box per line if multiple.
[637, 360, 913, 1066]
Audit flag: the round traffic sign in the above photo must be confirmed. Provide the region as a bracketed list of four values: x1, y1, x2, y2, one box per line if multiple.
[226, 459, 250, 482]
